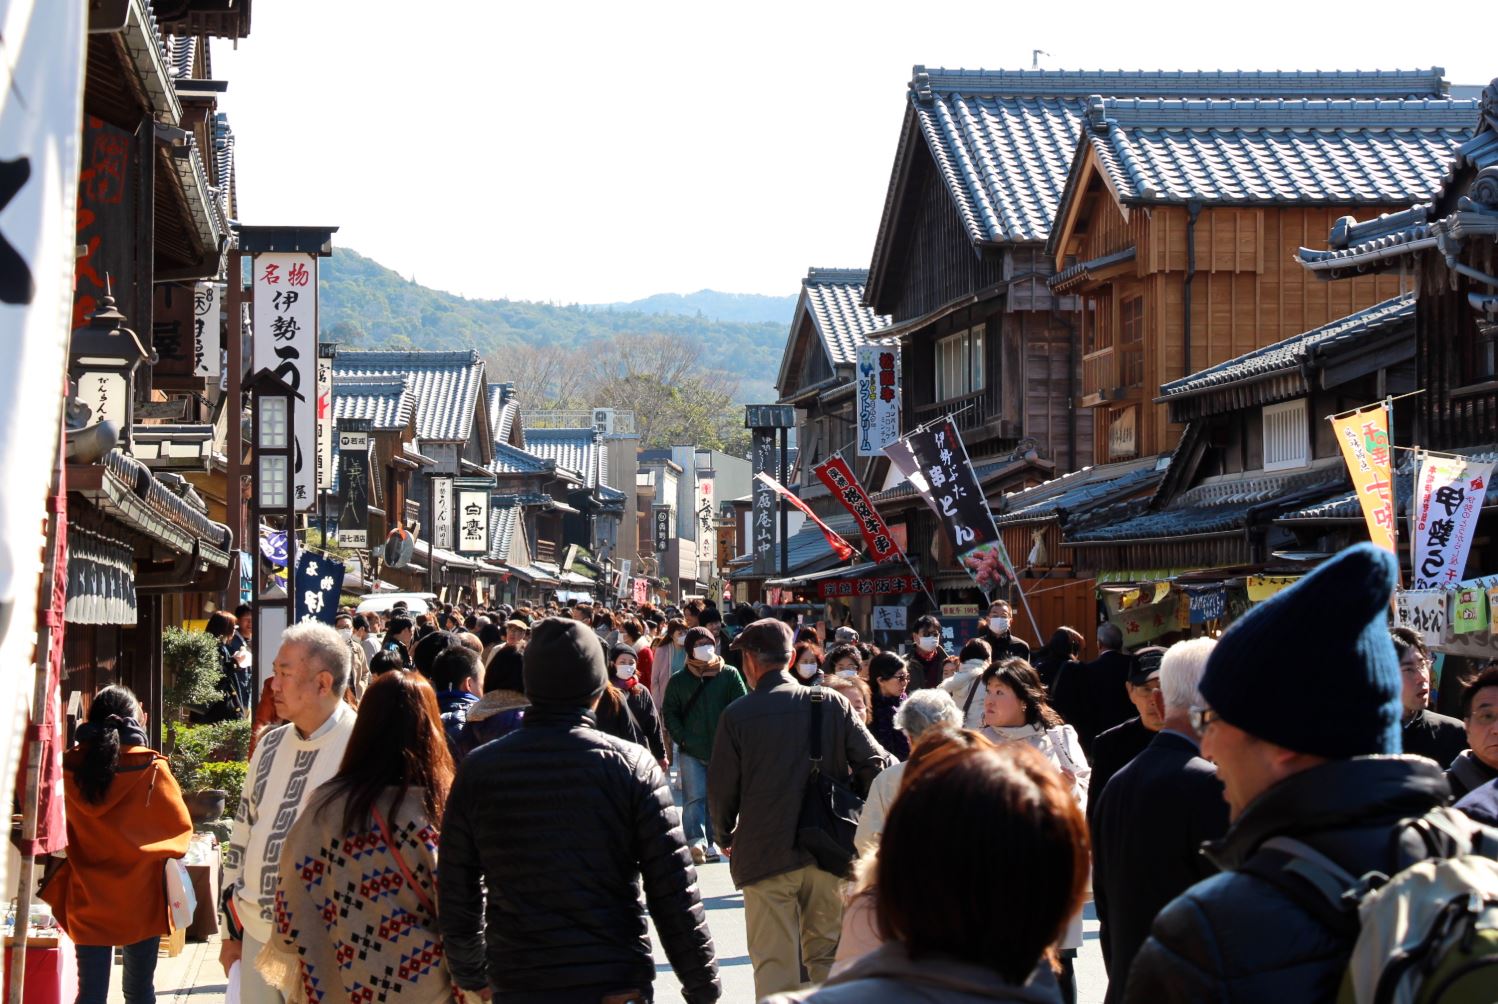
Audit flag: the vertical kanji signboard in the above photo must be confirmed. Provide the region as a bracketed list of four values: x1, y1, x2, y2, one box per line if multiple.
[252, 252, 318, 510]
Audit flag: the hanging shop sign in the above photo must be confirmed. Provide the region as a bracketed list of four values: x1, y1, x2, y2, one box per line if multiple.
[1453, 588, 1490, 635]
[333, 421, 371, 548]
[252, 252, 319, 510]
[814, 455, 901, 563]
[856, 345, 900, 457]
[817, 573, 931, 600]
[872, 606, 907, 632]
[751, 428, 777, 575]
[431, 475, 455, 551]
[1410, 453, 1493, 590]
[193, 281, 222, 378]
[1395, 589, 1448, 650]
[1187, 588, 1227, 624]
[653, 504, 672, 555]
[1246, 575, 1301, 602]
[1329, 406, 1395, 554]
[316, 353, 334, 492]
[455, 481, 490, 556]
[696, 471, 715, 538]
[293, 551, 345, 625]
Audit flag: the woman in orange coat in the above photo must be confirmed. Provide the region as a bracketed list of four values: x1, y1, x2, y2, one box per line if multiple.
[42, 685, 192, 1004]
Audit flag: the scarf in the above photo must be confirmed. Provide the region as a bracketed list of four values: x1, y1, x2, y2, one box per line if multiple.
[75, 715, 149, 748]
[686, 655, 724, 678]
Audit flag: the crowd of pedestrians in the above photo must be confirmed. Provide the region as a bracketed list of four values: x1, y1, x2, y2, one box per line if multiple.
[40, 541, 1498, 1002]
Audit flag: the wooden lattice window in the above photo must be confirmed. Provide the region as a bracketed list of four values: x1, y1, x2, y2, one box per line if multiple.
[1120, 296, 1144, 387]
[1263, 399, 1309, 471]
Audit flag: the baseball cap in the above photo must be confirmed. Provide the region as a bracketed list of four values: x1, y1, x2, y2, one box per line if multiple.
[730, 618, 795, 655]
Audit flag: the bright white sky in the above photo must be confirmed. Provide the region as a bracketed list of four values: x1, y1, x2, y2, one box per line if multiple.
[211, 0, 1491, 305]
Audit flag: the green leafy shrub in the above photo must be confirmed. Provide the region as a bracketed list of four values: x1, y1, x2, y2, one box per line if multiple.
[167, 718, 252, 793]
[162, 627, 223, 733]
[199, 761, 248, 817]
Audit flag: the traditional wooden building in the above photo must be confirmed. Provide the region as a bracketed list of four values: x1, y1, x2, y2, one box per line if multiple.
[1047, 91, 1472, 464]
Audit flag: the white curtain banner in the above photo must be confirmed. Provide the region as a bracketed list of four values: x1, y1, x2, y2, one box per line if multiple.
[193, 281, 222, 378]
[1410, 453, 1494, 590]
[251, 252, 319, 510]
[0, 0, 87, 904]
[856, 345, 900, 456]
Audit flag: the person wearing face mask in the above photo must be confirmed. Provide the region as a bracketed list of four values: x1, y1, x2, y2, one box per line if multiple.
[906, 615, 948, 690]
[651, 617, 690, 750]
[621, 618, 656, 690]
[662, 626, 748, 864]
[982, 600, 1030, 663]
[335, 612, 372, 702]
[793, 641, 825, 685]
[595, 642, 667, 763]
[823, 642, 863, 681]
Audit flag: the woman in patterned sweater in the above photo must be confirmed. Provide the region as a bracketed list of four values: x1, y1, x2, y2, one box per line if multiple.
[259, 671, 459, 1003]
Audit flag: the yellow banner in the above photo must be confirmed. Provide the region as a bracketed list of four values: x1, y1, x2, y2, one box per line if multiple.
[1330, 407, 1395, 554]
[1246, 575, 1301, 602]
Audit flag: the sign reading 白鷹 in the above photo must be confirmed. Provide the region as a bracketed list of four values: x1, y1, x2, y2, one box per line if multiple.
[1410, 453, 1493, 590]
[252, 252, 318, 510]
[334, 421, 371, 548]
[856, 345, 900, 456]
[455, 483, 489, 555]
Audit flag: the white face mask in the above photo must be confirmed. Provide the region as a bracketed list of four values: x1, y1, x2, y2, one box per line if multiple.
[916, 635, 939, 652]
[615, 662, 637, 680]
[796, 662, 820, 680]
[836, 668, 859, 678]
[337, 627, 353, 641]
[673, 633, 686, 646]
[693, 644, 715, 662]
[990, 618, 1010, 635]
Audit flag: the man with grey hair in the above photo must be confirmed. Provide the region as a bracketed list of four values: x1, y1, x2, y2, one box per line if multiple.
[709, 618, 888, 998]
[854, 687, 961, 852]
[220, 622, 357, 1002]
[1054, 621, 1136, 757]
[1090, 637, 1227, 1004]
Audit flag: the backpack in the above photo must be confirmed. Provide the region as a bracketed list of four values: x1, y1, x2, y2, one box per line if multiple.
[1246, 807, 1498, 1004]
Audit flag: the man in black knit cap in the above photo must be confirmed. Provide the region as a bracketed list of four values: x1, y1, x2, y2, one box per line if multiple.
[439, 616, 720, 1004]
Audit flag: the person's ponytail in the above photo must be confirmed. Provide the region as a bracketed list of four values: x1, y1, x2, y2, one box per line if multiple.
[74, 685, 141, 804]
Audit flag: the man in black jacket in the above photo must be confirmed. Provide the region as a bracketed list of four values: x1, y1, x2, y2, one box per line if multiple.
[1092, 638, 1226, 1004]
[439, 617, 720, 1004]
[1126, 545, 1477, 1003]
[1054, 622, 1136, 756]
[709, 618, 888, 999]
[981, 599, 1031, 662]
[1448, 665, 1498, 797]
[1087, 646, 1166, 824]
[1393, 627, 1466, 766]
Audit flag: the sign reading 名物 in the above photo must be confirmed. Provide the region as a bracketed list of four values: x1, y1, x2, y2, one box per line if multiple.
[1330, 405, 1394, 554]
[252, 252, 319, 510]
[751, 428, 777, 575]
[293, 551, 345, 625]
[193, 281, 222, 378]
[1410, 453, 1493, 591]
[1396, 589, 1448, 650]
[856, 345, 900, 457]
[334, 422, 370, 548]
[817, 574, 930, 599]
[431, 476, 454, 550]
[455, 484, 489, 555]
[814, 455, 901, 563]
[653, 505, 672, 555]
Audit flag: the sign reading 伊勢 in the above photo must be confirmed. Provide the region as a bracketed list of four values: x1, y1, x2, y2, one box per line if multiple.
[252, 252, 319, 510]
[1410, 453, 1493, 591]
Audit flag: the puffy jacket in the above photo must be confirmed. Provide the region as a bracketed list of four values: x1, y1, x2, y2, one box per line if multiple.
[1126, 756, 1482, 1003]
[459, 689, 527, 754]
[595, 682, 667, 763]
[766, 941, 1061, 1003]
[661, 661, 747, 762]
[708, 673, 890, 889]
[438, 706, 720, 1003]
[436, 689, 480, 759]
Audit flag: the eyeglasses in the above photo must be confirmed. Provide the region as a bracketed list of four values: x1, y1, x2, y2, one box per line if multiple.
[890, 673, 910, 682]
[1189, 706, 1220, 734]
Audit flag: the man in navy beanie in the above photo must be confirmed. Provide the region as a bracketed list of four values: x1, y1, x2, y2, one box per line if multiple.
[1126, 544, 1489, 1003]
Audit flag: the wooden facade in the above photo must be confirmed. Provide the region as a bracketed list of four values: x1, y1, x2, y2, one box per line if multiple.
[1052, 170, 1411, 465]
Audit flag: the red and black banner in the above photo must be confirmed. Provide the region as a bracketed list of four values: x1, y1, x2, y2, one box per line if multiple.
[813, 455, 901, 563]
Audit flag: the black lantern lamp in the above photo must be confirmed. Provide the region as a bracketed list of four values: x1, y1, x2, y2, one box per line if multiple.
[69, 294, 153, 452]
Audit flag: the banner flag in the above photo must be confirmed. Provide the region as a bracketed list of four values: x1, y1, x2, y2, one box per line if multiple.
[1453, 588, 1489, 635]
[895, 418, 1016, 595]
[293, 551, 345, 625]
[1329, 406, 1395, 554]
[855, 345, 900, 456]
[1410, 453, 1493, 590]
[813, 456, 901, 563]
[753, 472, 855, 562]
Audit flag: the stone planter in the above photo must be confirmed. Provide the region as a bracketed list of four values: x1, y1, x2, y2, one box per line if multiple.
[187, 788, 228, 826]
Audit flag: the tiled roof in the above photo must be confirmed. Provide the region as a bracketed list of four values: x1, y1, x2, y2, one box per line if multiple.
[488, 496, 523, 560]
[1277, 448, 1498, 522]
[491, 440, 553, 476]
[486, 383, 520, 445]
[1048, 247, 1136, 292]
[731, 512, 860, 579]
[1076, 97, 1474, 213]
[994, 458, 1164, 526]
[1160, 294, 1415, 399]
[332, 350, 486, 443]
[1069, 466, 1347, 543]
[212, 112, 237, 223]
[332, 374, 415, 431]
[890, 67, 1449, 248]
[802, 269, 890, 366]
[525, 428, 605, 489]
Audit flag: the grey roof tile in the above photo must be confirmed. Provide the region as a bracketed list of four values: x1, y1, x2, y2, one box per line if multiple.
[332, 374, 415, 431]
[1160, 293, 1415, 399]
[525, 428, 605, 489]
[901, 67, 1449, 247]
[332, 350, 486, 443]
[994, 460, 1165, 526]
[491, 441, 553, 476]
[486, 384, 519, 445]
[1277, 447, 1498, 521]
[801, 269, 890, 365]
[487, 496, 523, 560]
[1081, 97, 1475, 209]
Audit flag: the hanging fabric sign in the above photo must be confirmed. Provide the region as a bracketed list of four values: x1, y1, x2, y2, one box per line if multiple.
[813, 455, 901, 563]
[1188, 588, 1227, 624]
[193, 281, 222, 378]
[334, 422, 370, 548]
[293, 551, 344, 625]
[1329, 406, 1395, 555]
[1410, 453, 1493, 590]
[1246, 575, 1301, 602]
[856, 345, 900, 457]
[1453, 588, 1489, 635]
[430, 475, 454, 550]
[1395, 589, 1448, 650]
[252, 252, 319, 510]
[754, 471, 855, 562]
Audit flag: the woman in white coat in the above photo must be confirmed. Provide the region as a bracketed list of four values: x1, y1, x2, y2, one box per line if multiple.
[938, 637, 994, 729]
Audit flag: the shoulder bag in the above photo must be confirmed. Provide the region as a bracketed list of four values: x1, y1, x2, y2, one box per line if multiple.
[795, 687, 864, 877]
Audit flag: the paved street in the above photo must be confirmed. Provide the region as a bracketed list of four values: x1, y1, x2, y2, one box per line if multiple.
[652, 857, 1109, 1002]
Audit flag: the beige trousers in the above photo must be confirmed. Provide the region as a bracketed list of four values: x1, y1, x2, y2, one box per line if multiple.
[742, 864, 844, 998]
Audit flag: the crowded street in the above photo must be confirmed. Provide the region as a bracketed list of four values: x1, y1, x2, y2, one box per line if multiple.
[4, 2, 1498, 1003]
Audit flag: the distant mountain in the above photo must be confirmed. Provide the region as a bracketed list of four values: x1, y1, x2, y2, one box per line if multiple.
[318, 250, 788, 402]
[589, 289, 798, 325]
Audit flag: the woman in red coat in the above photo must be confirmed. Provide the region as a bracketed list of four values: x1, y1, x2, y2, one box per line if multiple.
[42, 685, 193, 1004]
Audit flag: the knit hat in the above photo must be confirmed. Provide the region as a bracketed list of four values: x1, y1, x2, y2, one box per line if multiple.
[523, 617, 608, 707]
[1200, 543, 1400, 758]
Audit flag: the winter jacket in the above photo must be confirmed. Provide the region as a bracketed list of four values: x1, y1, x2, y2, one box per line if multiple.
[1052, 650, 1136, 756]
[595, 682, 667, 763]
[661, 660, 747, 762]
[908, 645, 949, 690]
[871, 691, 910, 760]
[438, 706, 720, 1003]
[1087, 716, 1156, 825]
[1447, 748, 1498, 798]
[459, 689, 527, 753]
[1457, 777, 1498, 826]
[766, 941, 1061, 1004]
[1402, 707, 1467, 768]
[708, 673, 890, 889]
[985, 631, 1032, 664]
[940, 660, 992, 730]
[1125, 756, 1476, 1004]
[436, 689, 480, 760]
[854, 759, 907, 852]
[42, 747, 193, 946]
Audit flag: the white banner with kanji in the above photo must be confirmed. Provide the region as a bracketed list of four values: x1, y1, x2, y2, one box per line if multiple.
[1410, 453, 1493, 590]
[252, 252, 319, 510]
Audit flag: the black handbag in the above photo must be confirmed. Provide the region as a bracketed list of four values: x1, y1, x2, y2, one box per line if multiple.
[795, 687, 864, 877]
